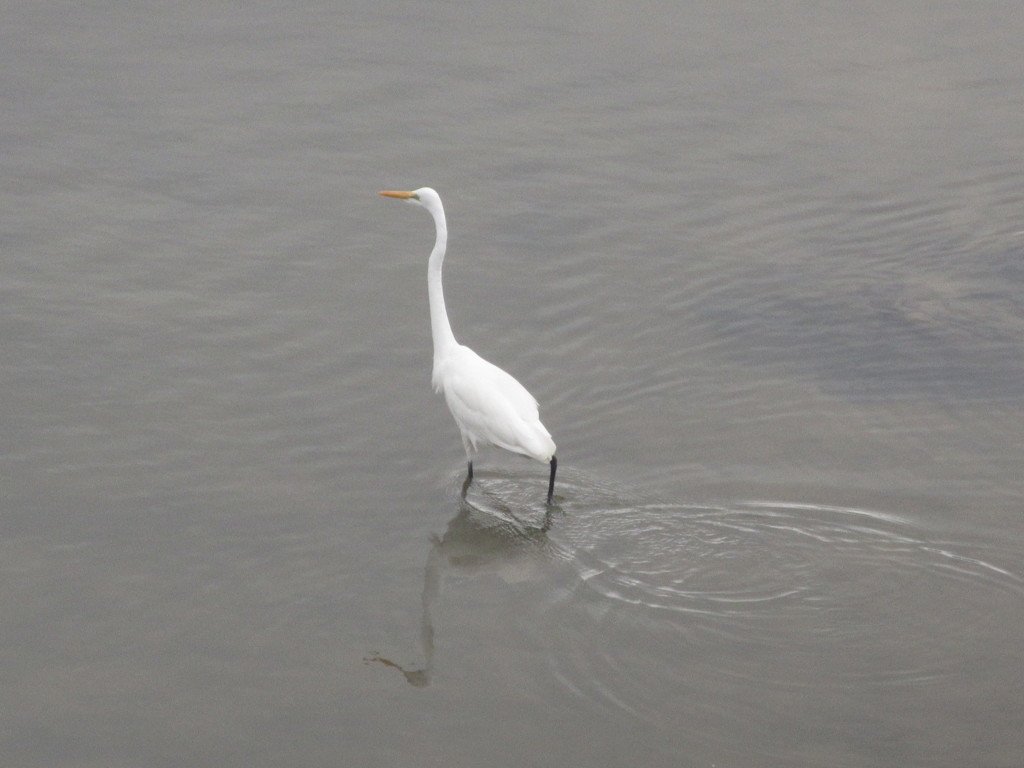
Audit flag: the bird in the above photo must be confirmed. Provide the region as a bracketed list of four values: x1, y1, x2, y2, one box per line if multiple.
[380, 187, 557, 504]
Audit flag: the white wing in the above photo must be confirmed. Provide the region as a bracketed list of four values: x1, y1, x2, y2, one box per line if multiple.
[434, 344, 555, 461]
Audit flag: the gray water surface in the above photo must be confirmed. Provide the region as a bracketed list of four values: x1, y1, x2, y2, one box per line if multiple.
[3, 2, 1023, 766]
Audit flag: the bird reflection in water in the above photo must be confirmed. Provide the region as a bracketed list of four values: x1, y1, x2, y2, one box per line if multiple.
[365, 479, 561, 687]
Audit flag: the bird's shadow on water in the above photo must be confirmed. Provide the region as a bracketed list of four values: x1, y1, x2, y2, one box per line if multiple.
[364, 470, 570, 687]
[363, 467, 1024, 699]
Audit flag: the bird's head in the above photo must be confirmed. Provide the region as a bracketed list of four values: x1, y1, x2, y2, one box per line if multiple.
[380, 187, 443, 215]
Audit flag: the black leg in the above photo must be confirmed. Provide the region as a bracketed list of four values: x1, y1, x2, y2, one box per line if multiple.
[466, 460, 473, 481]
[546, 455, 557, 505]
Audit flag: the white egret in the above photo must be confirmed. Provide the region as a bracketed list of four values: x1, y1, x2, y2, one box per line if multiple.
[380, 188, 557, 504]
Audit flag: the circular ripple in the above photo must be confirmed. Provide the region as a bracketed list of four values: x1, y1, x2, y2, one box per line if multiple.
[537, 493, 1024, 712]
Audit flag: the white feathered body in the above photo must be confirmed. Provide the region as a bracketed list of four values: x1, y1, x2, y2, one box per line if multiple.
[433, 344, 556, 462]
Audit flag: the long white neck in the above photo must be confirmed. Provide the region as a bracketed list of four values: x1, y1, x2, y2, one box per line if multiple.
[425, 200, 458, 363]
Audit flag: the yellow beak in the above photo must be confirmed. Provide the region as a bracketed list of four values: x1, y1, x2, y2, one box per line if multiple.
[380, 190, 417, 200]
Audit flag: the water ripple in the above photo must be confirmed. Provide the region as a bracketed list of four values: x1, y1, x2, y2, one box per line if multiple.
[529, 480, 1024, 714]
[377, 469, 1022, 721]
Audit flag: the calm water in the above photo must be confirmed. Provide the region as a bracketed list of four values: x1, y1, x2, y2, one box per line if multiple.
[3, 2, 1023, 766]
